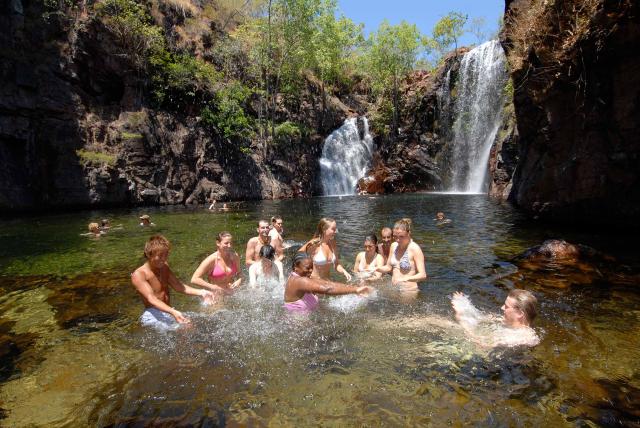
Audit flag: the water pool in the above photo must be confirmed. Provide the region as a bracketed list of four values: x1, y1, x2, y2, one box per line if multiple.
[1, 194, 639, 426]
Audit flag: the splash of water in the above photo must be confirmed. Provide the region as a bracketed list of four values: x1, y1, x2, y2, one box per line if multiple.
[319, 117, 374, 196]
[440, 40, 508, 193]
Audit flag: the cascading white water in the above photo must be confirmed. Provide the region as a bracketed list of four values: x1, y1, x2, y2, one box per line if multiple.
[443, 40, 508, 193]
[319, 117, 374, 196]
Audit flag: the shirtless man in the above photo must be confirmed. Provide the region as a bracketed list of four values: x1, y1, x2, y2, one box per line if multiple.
[131, 235, 214, 328]
[245, 219, 271, 267]
[377, 227, 393, 264]
[269, 216, 285, 261]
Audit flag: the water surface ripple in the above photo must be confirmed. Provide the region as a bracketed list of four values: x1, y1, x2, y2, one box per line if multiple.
[0, 194, 639, 427]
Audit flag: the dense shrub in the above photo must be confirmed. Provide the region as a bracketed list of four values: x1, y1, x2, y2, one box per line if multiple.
[201, 82, 253, 140]
[149, 51, 220, 110]
[274, 121, 302, 145]
[95, 0, 164, 68]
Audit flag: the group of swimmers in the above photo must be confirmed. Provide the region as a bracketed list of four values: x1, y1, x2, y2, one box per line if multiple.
[84, 215, 153, 238]
[130, 215, 539, 347]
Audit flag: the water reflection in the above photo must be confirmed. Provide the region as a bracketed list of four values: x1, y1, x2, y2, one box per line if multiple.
[0, 194, 639, 426]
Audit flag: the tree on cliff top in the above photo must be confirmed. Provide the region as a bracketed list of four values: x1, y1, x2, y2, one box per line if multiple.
[362, 20, 423, 139]
[428, 11, 468, 59]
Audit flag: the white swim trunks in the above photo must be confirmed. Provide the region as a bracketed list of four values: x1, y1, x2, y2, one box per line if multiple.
[139, 307, 179, 330]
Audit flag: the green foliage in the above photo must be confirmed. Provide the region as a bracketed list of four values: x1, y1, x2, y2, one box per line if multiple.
[429, 12, 468, 58]
[150, 51, 221, 109]
[504, 78, 514, 100]
[274, 121, 302, 144]
[76, 149, 117, 167]
[369, 98, 393, 137]
[310, 2, 364, 86]
[236, 0, 363, 95]
[95, 0, 164, 68]
[201, 82, 253, 140]
[361, 20, 423, 96]
[120, 132, 144, 140]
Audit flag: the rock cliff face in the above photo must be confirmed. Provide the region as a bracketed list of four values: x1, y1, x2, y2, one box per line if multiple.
[501, 0, 640, 225]
[0, 1, 360, 211]
[359, 51, 469, 194]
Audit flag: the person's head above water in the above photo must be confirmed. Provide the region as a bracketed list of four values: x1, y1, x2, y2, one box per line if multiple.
[139, 214, 151, 225]
[259, 244, 275, 261]
[364, 234, 378, 253]
[380, 227, 392, 245]
[436, 212, 445, 220]
[257, 219, 270, 237]
[88, 222, 100, 234]
[144, 234, 170, 261]
[502, 289, 537, 327]
[271, 216, 283, 232]
[292, 252, 313, 277]
[314, 217, 337, 241]
[101, 218, 110, 227]
[216, 231, 233, 253]
[393, 218, 412, 242]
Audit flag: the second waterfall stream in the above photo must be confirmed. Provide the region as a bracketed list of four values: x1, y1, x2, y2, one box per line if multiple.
[319, 117, 374, 196]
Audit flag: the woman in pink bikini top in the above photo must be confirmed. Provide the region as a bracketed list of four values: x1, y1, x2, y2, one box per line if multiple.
[191, 231, 242, 294]
[284, 253, 371, 312]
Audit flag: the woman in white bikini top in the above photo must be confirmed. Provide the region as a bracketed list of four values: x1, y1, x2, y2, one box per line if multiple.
[299, 217, 352, 281]
[353, 234, 384, 281]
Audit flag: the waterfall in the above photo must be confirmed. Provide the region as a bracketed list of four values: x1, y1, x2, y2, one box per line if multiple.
[441, 40, 508, 193]
[319, 117, 374, 196]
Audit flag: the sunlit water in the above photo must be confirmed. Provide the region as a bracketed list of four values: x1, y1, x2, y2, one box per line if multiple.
[1, 194, 639, 426]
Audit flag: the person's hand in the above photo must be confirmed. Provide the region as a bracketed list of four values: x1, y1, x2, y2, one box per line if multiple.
[343, 271, 352, 282]
[230, 278, 242, 289]
[356, 285, 371, 296]
[200, 290, 216, 305]
[172, 310, 191, 324]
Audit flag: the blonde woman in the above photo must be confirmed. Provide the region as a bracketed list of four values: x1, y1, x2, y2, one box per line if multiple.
[191, 231, 242, 295]
[377, 218, 427, 291]
[299, 217, 352, 281]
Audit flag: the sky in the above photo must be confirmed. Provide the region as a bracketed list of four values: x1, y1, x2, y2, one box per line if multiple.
[337, 0, 505, 47]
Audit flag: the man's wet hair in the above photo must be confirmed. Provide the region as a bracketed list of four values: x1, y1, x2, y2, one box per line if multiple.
[144, 235, 171, 258]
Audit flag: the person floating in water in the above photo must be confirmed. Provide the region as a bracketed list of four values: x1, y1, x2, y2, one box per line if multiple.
[192, 231, 242, 295]
[131, 235, 215, 328]
[208, 199, 216, 210]
[100, 218, 123, 231]
[377, 218, 427, 292]
[435, 212, 452, 225]
[84, 222, 104, 238]
[284, 253, 370, 312]
[245, 219, 272, 267]
[249, 244, 284, 287]
[299, 217, 352, 282]
[268, 216, 285, 261]
[353, 234, 384, 281]
[451, 289, 540, 347]
[139, 214, 155, 227]
[377, 227, 393, 264]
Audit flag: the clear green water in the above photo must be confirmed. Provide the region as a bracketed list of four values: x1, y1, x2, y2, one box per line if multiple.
[1, 194, 639, 427]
